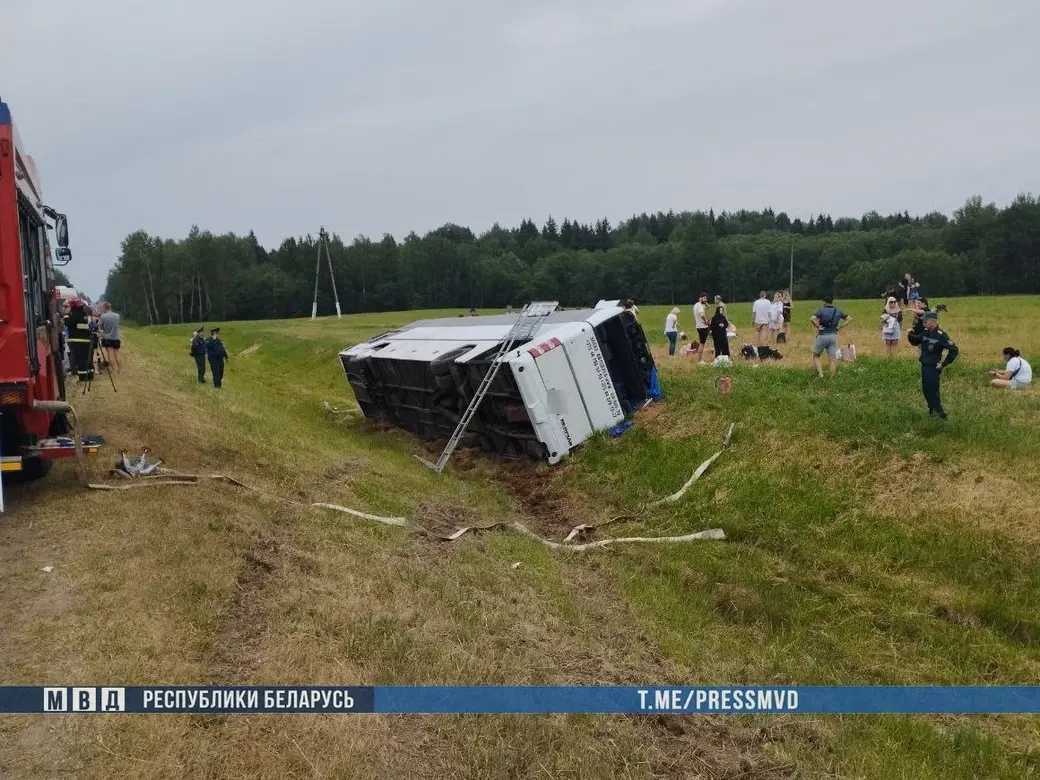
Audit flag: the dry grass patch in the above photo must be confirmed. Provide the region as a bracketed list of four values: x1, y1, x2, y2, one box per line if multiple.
[867, 453, 1040, 545]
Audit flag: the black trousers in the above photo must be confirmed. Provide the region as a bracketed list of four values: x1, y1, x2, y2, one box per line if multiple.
[712, 333, 729, 356]
[209, 358, 225, 388]
[194, 354, 207, 382]
[921, 363, 945, 416]
[69, 339, 94, 381]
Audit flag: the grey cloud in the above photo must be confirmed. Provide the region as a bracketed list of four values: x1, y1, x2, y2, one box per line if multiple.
[5, 0, 1039, 298]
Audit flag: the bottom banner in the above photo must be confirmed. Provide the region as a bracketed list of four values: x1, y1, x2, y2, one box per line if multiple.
[1, 686, 1037, 714]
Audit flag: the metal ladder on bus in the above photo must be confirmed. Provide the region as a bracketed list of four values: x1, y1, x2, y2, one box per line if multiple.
[416, 301, 559, 473]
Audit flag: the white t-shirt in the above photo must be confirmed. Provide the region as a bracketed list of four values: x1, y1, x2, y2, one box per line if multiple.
[752, 298, 772, 325]
[693, 302, 708, 329]
[664, 313, 678, 333]
[770, 300, 783, 326]
[1007, 356, 1032, 384]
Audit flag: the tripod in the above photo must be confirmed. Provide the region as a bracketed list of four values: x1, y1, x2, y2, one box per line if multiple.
[82, 336, 118, 394]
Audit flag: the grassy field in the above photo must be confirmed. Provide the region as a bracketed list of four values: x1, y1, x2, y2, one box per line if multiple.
[0, 295, 1038, 779]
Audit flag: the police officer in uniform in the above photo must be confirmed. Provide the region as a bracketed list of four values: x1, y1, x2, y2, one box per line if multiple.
[64, 299, 95, 383]
[205, 327, 229, 389]
[907, 310, 958, 418]
[190, 327, 207, 383]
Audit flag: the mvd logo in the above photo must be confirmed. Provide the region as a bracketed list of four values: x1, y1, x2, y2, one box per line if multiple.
[43, 688, 126, 712]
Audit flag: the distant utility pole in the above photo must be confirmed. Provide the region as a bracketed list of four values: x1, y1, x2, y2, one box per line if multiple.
[311, 227, 342, 319]
[789, 242, 794, 297]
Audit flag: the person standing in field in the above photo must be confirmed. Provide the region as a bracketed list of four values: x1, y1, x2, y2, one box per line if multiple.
[97, 302, 122, 374]
[781, 290, 792, 342]
[907, 311, 958, 419]
[205, 327, 229, 389]
[881, 296, 902, 357]
[692, 292, 710, 363]
[810, 295, 851, 380]
[190, 326, 208, 383]
[714, 294, 727, 317]
[710, 304, 730, 358]
[769, 292, 785, 343]
[664, 308, 680, 356]
[989, 347, 1032, 391]
[752, 290, 773, 347]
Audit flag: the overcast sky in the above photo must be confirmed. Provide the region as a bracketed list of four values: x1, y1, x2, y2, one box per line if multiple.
[4, 0, 1039, 299]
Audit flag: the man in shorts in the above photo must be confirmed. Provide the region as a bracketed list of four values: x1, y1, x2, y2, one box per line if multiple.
[692, 292, 710, 364]
[98, 302, 122, 374]
[811, 296, 851, 379]
[751, 290, 773, 347]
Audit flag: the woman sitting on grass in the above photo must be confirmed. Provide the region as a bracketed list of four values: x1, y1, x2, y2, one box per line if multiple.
[989, 347, 1032, 390]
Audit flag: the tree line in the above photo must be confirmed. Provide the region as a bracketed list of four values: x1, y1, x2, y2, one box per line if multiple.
[99, 194, 1040, 325]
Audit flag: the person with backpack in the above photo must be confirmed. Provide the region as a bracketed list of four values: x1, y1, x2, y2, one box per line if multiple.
[190, 327, 208, 383]
[810, 296, 851, 379]
[989, 347, 1032, 391]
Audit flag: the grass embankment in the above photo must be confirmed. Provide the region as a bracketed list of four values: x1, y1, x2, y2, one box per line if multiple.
[0, 297, 1037, 779]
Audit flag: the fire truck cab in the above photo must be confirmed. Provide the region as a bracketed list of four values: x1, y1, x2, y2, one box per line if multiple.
[0, 98, 102, 488]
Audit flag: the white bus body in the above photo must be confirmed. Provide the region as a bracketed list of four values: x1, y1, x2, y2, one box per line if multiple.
[339, 305, 657, 463]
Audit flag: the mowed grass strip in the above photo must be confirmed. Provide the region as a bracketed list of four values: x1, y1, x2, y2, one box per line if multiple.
[0, 296, 1037, 779]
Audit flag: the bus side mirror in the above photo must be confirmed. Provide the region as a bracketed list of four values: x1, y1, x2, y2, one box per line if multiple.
[55, 214, 69, 247]
[55, 247, 72, 265]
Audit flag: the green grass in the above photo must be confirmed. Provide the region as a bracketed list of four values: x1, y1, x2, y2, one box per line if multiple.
[11, 296, 1036, 779]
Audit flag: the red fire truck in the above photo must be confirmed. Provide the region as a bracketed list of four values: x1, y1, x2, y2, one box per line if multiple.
[0, 97, 102, 488]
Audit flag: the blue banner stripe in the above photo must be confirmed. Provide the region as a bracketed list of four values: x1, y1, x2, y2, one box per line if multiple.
[0, 686, 1038, 714]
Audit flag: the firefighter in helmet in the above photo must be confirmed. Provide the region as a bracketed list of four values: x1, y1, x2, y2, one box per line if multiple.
[64, 298, 95, 382]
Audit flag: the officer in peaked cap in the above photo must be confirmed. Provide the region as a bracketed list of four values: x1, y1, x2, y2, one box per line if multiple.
[907, 310, 958, 419]
[205, 327, 229, 389]
[190, 326, 208, 383]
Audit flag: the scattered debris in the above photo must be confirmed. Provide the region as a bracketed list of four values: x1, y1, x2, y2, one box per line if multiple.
[113, 447, 164, 478]
[87, 473, 724, 551]
[511, 562, 521, 570]
[40, 566, 53, 573]
[608, 421, 635, 438]
[85, 423, 737, 552]
[323, 400, 361, 416]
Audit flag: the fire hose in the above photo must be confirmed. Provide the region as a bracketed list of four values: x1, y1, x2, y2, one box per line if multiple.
[32, 400, 86, 484]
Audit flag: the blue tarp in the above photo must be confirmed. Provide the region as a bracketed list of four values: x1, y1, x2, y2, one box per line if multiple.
[647, 365, 663, 401]
[608, 421, 635, 438]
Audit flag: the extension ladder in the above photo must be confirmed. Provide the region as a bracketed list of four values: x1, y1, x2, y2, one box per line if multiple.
[416, 301, 559, 472]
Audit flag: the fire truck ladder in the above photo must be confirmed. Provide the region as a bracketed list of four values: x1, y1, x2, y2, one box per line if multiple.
[416, 301, 559, 473]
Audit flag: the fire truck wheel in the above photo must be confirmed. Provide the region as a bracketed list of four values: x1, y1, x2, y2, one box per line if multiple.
[11, 457, 53, 483]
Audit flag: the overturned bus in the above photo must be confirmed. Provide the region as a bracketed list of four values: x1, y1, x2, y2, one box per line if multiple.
[339, 303, 659, 464]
